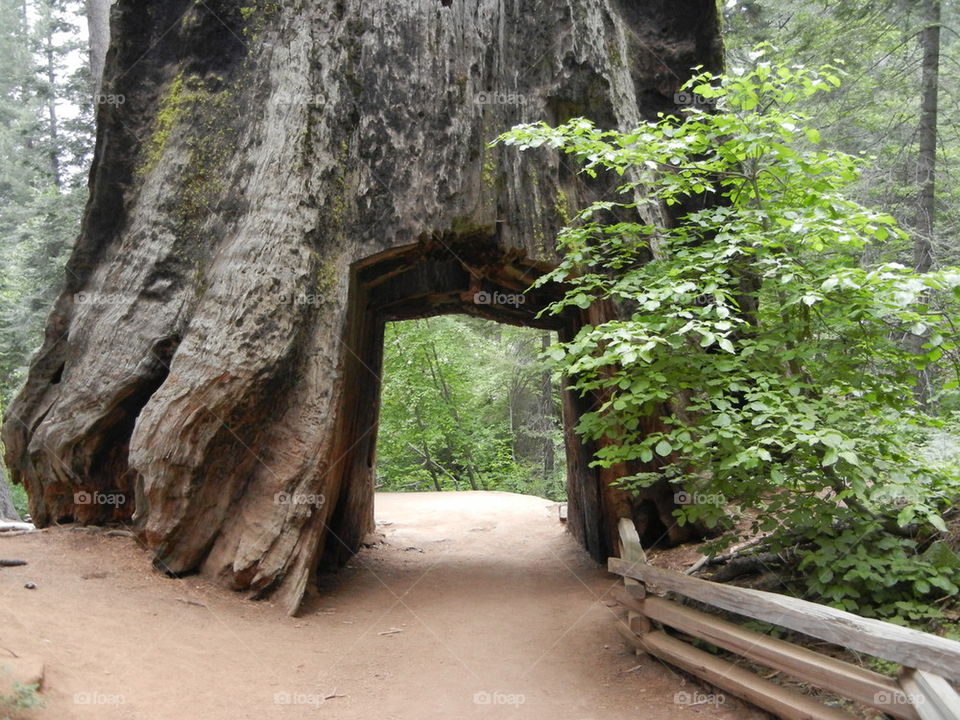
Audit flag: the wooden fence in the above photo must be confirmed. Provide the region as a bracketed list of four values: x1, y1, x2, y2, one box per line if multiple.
[609, 518, 960, 720]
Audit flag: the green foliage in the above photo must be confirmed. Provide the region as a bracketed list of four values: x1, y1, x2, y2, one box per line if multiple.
[138, 71, 185, 175]
[499, 52, 960, 620]
[377, 316, 566, 501]
[0, 0, 92, 406]
[11, 483, 28, 519]
[0, 666, 43, 719]
[723, 0, 960, 268]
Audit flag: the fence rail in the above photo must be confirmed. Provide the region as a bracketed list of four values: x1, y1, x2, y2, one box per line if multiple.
[609, 518, 960, 720]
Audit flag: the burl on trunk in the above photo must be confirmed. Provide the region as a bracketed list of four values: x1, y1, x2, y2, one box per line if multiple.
[2, 0, 721, 613]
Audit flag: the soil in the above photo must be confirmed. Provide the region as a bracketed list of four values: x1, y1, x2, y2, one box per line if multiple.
[1, 491, 768, 719]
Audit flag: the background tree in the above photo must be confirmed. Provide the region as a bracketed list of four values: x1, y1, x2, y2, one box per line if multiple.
[724, 0, 959, 267]
[915, 0, 940, 275]
[376, 316, 566, 500]
[0, 0, 92, 408]
[724, 0, 960, 411]
[84, 0, 110, 98]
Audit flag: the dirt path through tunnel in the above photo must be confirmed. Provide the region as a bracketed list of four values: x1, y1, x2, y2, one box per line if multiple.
[0, 491, 765, 719]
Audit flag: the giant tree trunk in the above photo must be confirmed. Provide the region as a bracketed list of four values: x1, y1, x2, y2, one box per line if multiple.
[2, 0, 722, 613]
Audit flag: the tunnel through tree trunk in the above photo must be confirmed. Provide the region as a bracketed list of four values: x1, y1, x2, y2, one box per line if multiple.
[2, 0, 723, 613]
[322, 238, 607, 569]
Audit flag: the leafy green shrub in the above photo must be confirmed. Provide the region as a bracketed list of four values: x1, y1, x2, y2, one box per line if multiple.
[499, 47, 960, 620]
[0, 666, 43, 720]
[11, 484, 28, 519]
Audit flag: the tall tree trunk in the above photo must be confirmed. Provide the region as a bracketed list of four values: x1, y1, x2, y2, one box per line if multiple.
[85, 0, 111, 98]
[42, 8, 61, 191]
[910, 0, 940, 405]
[1, 0, 723, 614]
[424, 336, 482, 490]
[539, 332, 555, 485]
[915, 0, 940, 274]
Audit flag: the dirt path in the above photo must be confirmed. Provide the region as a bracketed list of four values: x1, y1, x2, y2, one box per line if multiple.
[1, 491, 765, 719]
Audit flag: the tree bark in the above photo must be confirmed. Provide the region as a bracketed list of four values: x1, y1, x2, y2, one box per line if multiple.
[915, 0, 939, 274]
[2, 0, 722, 614]
[910, 0, 940, 405]
[41, 8, 61, 190]
[0, 465, 19, 521]
[85, 0, 111, 98]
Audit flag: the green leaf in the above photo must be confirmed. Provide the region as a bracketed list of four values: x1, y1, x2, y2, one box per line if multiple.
[839, 451, 860, 467]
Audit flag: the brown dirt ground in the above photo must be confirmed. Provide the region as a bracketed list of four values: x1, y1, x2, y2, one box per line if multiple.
[1, 490, 769, 720]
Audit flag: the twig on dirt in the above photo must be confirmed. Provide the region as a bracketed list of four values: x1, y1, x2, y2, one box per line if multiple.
[0, 646, 19, 659]
[684, 555, 710, 576]
[378, 628, 404, 636]
[0, 559, 27, 567]
[324, 690, 347, 700]
[104, 530, 135, 538]
[174, 597, 206, 608]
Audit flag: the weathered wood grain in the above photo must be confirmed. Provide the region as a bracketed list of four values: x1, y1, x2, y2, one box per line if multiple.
[609, 557, 960, 681]
[643, 595, 920, 720]
[618, 628, 856, 720]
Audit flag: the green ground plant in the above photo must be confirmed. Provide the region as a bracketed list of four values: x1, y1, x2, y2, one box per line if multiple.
[0, 665, 43, 720]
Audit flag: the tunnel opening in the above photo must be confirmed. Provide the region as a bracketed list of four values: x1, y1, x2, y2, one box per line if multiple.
[318, 237, 609, 571]
[375, 314, 567, 501]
